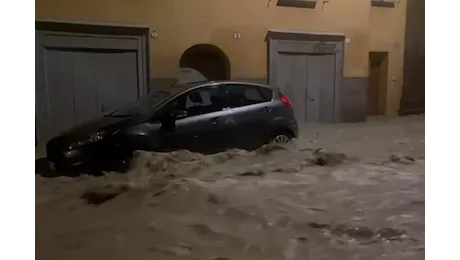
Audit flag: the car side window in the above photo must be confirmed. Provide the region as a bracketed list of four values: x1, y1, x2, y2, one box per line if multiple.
[223, 84, 273, 108]
[183, 86, 228, 117]
[152, 96, 185, 120]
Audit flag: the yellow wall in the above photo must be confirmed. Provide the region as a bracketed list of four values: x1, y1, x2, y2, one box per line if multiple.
[369, 1, 407, 116]
[36, 0, 407, 116]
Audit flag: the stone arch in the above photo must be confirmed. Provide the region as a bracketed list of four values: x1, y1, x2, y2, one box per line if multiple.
[179, 44, 231, 80]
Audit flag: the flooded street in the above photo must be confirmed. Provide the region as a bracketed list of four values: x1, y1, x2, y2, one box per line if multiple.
[36, 116, 425, 260]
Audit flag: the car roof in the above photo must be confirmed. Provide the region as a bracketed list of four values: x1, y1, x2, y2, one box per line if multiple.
[149, 80, 274, 98]
[174, 80, 272, 90]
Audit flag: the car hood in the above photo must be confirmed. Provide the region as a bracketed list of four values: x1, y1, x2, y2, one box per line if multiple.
[60, 116, 133, 139]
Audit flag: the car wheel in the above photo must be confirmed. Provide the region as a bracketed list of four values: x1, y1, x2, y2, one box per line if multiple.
[271, 133, 292, 144]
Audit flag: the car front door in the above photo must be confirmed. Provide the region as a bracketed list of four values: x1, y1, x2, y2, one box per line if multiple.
[130, 95, 192, 153]
[220, 83, 274, 150]
[159, 85, 233, 154]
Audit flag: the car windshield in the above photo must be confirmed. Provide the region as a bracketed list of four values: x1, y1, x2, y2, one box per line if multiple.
[106, 90, 173, 117]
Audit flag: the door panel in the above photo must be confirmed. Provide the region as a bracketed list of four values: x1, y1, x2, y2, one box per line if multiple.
[41, 49, 141, 139]
[93, 51, 139, 116]
[306, 54, 336, 123]
[368, 51, 389, 115]
[368, 60, 379, 115]
[277, 53, 308, 123]
[306, 55, 321, 122]
[157, 85, 232, 153]
[318, 54, 336, 122]
[73, 51, 99, 125]
[35, 30, 147, 146]
[170, 110, 233, 153]
[224, 104, 271, 150]
[45, 49, 79, 138]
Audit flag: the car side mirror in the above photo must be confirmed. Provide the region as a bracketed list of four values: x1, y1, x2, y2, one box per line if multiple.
[161, 114, 175, 132]
[174, 110, 187, 120]
[160, 110, 186, 132]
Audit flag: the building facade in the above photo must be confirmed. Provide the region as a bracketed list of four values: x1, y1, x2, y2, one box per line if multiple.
[400, 0, 425, 115]
[36, 0, 411, 144]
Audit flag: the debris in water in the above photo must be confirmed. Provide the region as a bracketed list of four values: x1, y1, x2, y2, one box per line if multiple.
[389, 154, 416, 164]
[189, 223, 220, 237]
[80, 184, 130, 205]
[308, 148, 347, 166]
[207, 193, 221, 204]
[395, 139, 408, 145]
[296, 236, 308, 243]
[308, 222, 415, 244]
[305, 206, 325, 212]
[375, 227, 412, 241]
[211, 149, 248, 163]
[151, 188, 168, 197]
[238, 170, 265, 177]
[255, 143, 288, 155]
[308, 222, 330, 229]
[273, 167, 300, 173]
[332, 224, 374, 239]
[170, 149, 203, 162]
[168, 245, 192, 256]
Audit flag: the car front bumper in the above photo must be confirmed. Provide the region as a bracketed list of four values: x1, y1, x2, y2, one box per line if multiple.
[46, 140, 126, 172]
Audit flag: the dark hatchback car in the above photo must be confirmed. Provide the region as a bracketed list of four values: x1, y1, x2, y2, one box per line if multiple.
[46, 81, 299, 173]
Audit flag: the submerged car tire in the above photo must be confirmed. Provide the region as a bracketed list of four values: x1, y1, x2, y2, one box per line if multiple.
[270, 130, 294, 145]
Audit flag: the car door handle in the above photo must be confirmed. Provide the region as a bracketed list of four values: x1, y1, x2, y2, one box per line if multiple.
[210, 117, 222, 125]
[261, 107, 272, 114]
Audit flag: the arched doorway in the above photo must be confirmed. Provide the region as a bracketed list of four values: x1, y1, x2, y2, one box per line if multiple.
[179, 44, 231, 81]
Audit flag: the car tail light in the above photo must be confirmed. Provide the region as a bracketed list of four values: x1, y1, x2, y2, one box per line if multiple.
[279, 92, 292, 109]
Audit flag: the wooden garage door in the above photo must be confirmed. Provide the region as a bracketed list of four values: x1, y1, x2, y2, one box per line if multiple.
[35, 30, 148, 145]
[276, 53, 336, 123]
[45, 49, 139, 137]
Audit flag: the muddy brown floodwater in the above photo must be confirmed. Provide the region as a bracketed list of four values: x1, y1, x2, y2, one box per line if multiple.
[36, 115, 425, 260]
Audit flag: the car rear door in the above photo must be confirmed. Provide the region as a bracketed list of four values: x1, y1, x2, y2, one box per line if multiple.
[220, 83, 274, 150]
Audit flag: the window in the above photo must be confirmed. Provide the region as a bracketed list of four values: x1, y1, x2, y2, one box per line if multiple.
[276, 0, 318, 9]
[184, 86, 229, 117]
[371, 0, 397, 8]
[159, 86, 228, 118]
[223, 84, 273, 108]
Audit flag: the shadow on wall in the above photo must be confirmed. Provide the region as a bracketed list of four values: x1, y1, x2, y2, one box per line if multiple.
[149, 68, 208, 91]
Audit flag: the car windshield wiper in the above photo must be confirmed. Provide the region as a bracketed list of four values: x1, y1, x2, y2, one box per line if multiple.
[105, 108, 141, 117]
[105, 113, 134, 118]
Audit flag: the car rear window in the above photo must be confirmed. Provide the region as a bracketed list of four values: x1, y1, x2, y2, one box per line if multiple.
[223, 84, 273, 108]
[257, 87, 274, 101]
